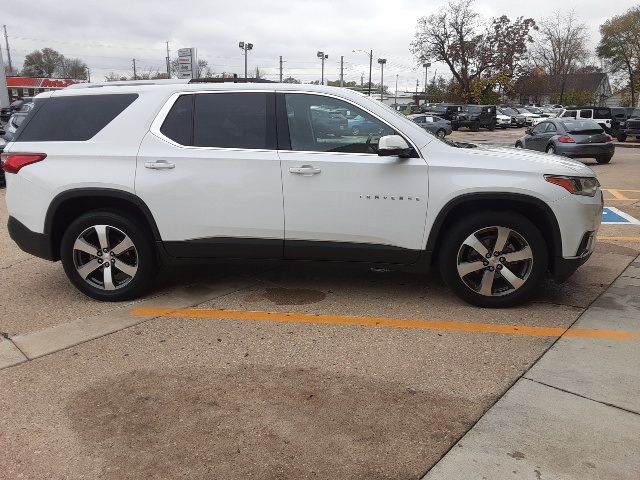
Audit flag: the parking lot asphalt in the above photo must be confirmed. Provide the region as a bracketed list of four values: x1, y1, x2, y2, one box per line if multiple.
[1, 130, 639, 479]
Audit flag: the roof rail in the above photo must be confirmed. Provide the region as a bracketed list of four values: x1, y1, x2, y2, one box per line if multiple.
[189, 76, 274, 84]
[67, 79, 189, 89]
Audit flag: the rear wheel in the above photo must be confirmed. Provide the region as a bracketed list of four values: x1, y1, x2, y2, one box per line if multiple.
[436, 129, 446, 139]
[438, 211, 548, 308]
[60, 211, 157, 301]
[488, 121, 496, 131]
[546, 144, 556, 154]
[616, 132, 627, 142]
[515, 142, 523, 148]
[471, 121, 480, 132]
[596, 155, 613, 164]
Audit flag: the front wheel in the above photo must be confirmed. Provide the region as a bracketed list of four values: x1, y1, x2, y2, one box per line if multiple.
[488, 121, 496, 131]
[471, 121, 480, 132]
[616, 132, 627, 142]
[438, 211, 548, 307]
[60, 211, 157, 301]
[436, 129, 446, 139]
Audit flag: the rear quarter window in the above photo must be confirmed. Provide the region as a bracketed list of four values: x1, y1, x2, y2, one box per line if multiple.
[15, 94, 138, 142]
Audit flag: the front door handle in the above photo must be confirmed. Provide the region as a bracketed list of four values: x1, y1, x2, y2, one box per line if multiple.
[145, 160, 175, 170]
[289, 165, 321, 176]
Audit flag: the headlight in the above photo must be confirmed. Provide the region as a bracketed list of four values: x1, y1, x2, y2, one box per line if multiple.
[545, 175, 600, 197]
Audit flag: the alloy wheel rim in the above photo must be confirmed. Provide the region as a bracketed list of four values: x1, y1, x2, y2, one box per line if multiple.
[456, 226, 533, 297]
[72, 224, 138, 291]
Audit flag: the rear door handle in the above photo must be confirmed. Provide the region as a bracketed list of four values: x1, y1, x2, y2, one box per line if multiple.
[289, 165, 321, 176]
[144, 160, 175, 170]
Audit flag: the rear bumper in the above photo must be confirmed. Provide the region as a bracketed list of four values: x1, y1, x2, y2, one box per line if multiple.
[556, 143, 615, 158]
[7, 216, 56, 261]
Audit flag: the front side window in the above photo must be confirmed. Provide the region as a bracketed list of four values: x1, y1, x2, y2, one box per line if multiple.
[284, 94, 395, 154]
[579, 110, 593, 119]
[193, 92, 274, 149]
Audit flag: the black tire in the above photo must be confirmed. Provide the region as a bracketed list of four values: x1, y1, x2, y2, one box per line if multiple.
[438, 211, 548, 308]
[60, 210, 157, 301]
[515, 142, 523, 148]
[488, 121, 496, 131]
[616, 132, 627, 142]
[351, 127, 360, 136]
[595, 155, 613, 164]
[436, 129, 446, 139]
[471, 121, 480, 132]
[452, 124, 459, 131]
[546, 144, 556, 154]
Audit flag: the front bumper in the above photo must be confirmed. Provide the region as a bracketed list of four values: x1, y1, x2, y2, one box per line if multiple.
[7, 216, 56, 261]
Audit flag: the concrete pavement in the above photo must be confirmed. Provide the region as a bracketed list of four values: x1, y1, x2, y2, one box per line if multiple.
[423, 257, 640, 480]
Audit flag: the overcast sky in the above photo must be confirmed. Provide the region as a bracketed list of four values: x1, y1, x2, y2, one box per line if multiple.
[2, 0, 638, 91]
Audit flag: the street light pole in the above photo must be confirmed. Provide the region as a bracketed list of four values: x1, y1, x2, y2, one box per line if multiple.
[352, 49, 374, 96]
[239, 41, 254, 80]
[395, 74, 398, 106]
[423, 62, 431, 104]
[317, 51, 328, 85]
[377, 58, 386, 101]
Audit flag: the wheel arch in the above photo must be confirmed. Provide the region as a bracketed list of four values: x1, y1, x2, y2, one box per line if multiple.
[426, 192, 562, 268]
[45, 188, 161, 261]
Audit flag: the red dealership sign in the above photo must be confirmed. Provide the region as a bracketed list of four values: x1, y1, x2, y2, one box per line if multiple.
[7, 76, 86, 89]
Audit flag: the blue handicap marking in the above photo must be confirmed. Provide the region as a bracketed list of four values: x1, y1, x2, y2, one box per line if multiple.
[602, 207, 640, 225]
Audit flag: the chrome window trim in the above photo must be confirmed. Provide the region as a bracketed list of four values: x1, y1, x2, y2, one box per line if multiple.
[149, 89, 423, 158]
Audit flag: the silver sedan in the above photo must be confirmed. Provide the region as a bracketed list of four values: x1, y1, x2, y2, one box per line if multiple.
[408, 114, 453, 139]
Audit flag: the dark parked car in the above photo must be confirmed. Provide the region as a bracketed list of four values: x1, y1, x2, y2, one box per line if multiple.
[425, 104, 462, 129]
[309, 107, 348, 137]
[347, 114, 384, 135]
[457, 105, 497, 131]
[619, 108, 640, 142]
[1, 97, 33, 122]
[408, 114, 453, 138]
[515, 118, 614, 164]
[498, 107, 526, 127]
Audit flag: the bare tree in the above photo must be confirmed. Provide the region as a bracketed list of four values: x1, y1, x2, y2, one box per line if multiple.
[411, 0, 535, 101]
[532, 11, 589, 103]
[61, 58, 88, 79]
[22, 48, 65, 77]
[597, 6, 640, 106]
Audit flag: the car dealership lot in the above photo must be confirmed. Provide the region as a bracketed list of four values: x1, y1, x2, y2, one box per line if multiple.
[1, 140, 639, 478]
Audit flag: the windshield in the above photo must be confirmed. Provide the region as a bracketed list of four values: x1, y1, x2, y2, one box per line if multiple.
[500, 107, 518, 115]
[527, 107, 542, 114]
[464, 105, 481, 113]
[561, 120, 603, 133]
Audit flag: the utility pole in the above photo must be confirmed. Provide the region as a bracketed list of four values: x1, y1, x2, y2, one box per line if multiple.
[317, 51, 328, 85]
[394, 74, 398, 106]
[238, 42, 254, 80]
[0, 41, 9, 107]
[361, 72, 364, 87]
[279, 56, 283, 82]
[339, 56, 344, 87]
[377, 58, 386, 101]
[423, 62, 431, 104]
[415, 79, 419, 105]
[132, 59, 137, 80]
[3, 25, 11, 73]
[368, 49, 373, 96]
[165, 41, 170, 78]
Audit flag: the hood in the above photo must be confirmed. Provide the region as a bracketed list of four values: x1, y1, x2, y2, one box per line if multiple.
[450, 144, 596, 176]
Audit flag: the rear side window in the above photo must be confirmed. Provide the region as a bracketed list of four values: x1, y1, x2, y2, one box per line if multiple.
[193, 92, 274, 149]
[160, 95, 193, 145]
[16, 94, 138, 142]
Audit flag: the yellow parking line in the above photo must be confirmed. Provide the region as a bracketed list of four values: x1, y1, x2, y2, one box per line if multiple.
[606, 189, 629, 200]
[132, 307, 636, 341]
[599, 236, 640, 243]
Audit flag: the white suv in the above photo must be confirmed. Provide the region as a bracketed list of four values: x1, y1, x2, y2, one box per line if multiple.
[2, 81, 603, 307]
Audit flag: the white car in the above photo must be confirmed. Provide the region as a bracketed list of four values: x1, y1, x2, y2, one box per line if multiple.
[1, 81, 603, 307]
[515, 107, 542, 125]
[496, 112, 512, 128]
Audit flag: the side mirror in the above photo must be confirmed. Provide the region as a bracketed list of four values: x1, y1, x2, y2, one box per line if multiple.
[377, 135, 412, 158]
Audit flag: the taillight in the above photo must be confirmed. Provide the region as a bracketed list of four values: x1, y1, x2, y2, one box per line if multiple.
[605, 135, 613, 142]
[558, 135, 575, 144]
[1, 153, 47, 174]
